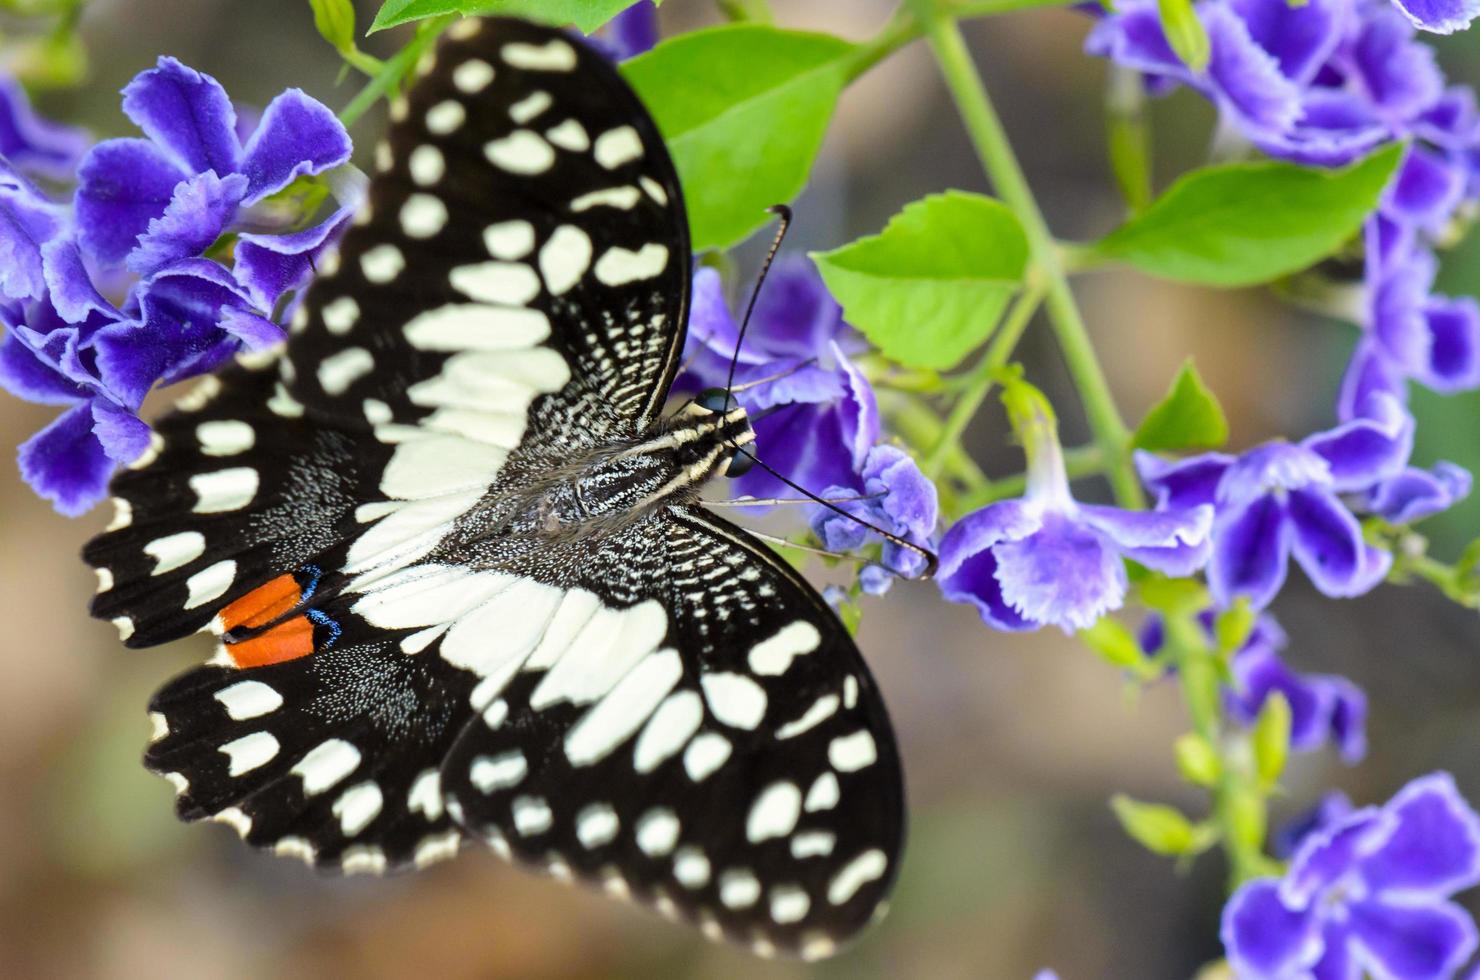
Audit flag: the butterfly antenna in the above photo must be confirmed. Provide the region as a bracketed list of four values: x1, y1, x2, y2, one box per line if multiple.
[733, 445, 939, 580]
[724, 204, 792, 410]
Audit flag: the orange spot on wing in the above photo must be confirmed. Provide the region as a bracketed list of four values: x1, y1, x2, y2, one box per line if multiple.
[229, 615, 315, 668]
[219, 574, 301, 632]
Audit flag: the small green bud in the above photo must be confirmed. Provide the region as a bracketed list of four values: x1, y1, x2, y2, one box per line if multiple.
[309, 0, 358, 56]
[1110, 794, 1196, 856]
[1252, 692, 1292, 789]
[1080, 616, 1155, 678]
[1157, 0, 1211, 72]
[1174, 733, 1221, 787]
[1214, 600, 1256, 656]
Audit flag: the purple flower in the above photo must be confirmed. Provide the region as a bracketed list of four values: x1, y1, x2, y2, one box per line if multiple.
[1223, 772, 1480, 980]
[1137, 395, 1412, 608]
[813, 444, 939, 594]
[74, 57, 350, 273]
[0, 160, 68, 303]
[1273, 791, 1356, 859]
[601, 2, 659, 60]
[939, 386, 1211, 632]
[1363, 461, 1473, 523]
[680, 262, 877, 501]
[1141, 613, 1367, 761]
[0, 76, 90, 181]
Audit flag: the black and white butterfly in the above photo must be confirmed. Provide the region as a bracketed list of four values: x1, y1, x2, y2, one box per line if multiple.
[84, 17, 904, 959]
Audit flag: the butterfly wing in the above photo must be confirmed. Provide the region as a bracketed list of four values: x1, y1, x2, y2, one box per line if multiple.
[431, 506, 904, 958]
[86, 16, 690, 646]
[86, 19, 689, 870]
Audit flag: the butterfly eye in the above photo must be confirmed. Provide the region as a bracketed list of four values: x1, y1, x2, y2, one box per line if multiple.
[697, 388, 730, 413]
[722, 450, 754, 478]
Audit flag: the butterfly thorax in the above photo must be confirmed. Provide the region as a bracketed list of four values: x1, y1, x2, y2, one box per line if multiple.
[489, 402, 754, 540]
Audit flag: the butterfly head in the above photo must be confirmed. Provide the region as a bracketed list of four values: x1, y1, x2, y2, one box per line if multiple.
[690, 387, 756, 478]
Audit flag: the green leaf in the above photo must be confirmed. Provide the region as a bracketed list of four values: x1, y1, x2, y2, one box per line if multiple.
[1091, 144, 1403, 287]
[1157, 0, 1209, 71]
[310, 0, 358, 53]
[1252, 692, 1292, 789]
[1214, 600, 1256, 657]
[1132, 359, 1229, 452]
[1173, 733, 1220, 787]
[1110, 795, 1195, 856]
[623, 26, 853, 250]
[370, 0, 651, 33]
[812, 192, 1029, 370]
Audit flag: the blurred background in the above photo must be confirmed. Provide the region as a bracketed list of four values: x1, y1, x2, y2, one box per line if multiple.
[0, 1, 1476, 977]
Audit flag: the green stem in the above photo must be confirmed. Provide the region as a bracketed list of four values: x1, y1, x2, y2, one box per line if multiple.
[338, 15, 455, 128]
[883, 391, 992, 514]
[949, 0, 1079, 14]
[923, 281, 1045, 479]
[845, 9, 924, 82]
[912, 6, 1144, 508]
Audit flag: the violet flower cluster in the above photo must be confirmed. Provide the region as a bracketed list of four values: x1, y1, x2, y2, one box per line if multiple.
[1224, 772, 1480, 980]
[0, 59, 354, 515]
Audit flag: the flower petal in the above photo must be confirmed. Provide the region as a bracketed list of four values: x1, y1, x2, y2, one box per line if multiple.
[747, 257, 849, 362]
[1083, 0, 1191, 82]
[0, 327, 84, 405]
[1420, 295, 1480, 392]
[0, 163, 66, 303]
[1221, 878, 1322, 978]
[1228, 0, 1344, 84]
[937, 501, 1040, 631]
[237, 88, 351, 204]
[1284, 807, 1395, 908]
[1273, 792, 1356, 860]
[43, 239, 122, 326]
[127, 170, 248, 276]
[1365, 462, 1473, 524]
[1208, 494, 1291, 609]
[1287, 487, 1383, 597]
[1312, 919, 1358, 980]
[731, 400, 859, 503]
[993, 512, 1128, 633]
[234, 204, 353, 311]
[89, 399, 153, 463]
[1135, 450, 1232, 510]
[1359, 772, 1480, 899]
[1390, 0, 1480, 34]
[1202, 4, 1304, 135]
[1349, 8, 1446, 119]
[1251, 89, 1390, 167]
[605, 1, 660, 60]
[1385, 145, 1466, 232]
[121, 56, 240, 176]
[75, 138, 189, 265]
[218, 306, 286, 351]
[1328, 677, 1367, 764]
[863, 444, 939, 543]
[0, 76, 90, 181]
[1302, 393, 1413, 492]
[1338, 340, 1408, 423]
[16, 401, 116, 516]
[1348, 899, 1478, 980]
[1228, 644, 1336, 751]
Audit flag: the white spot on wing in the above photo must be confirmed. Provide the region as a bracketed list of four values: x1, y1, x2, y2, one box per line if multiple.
[317, 347, 374, 395]
[829, 730, 878, 772]
[292, 738, 361, 796]
[776, 694, 839, 739]
[403, 302, 550, 351]
[571, 186, 641, 212]
[219, 731, 279, 776]
[214, 680, 283, 720]
[683, 732, 732, 781]
[771, 885, 811, 924]
[633, 690, 704, 773]
[408, 769, 443, 821]
[484, 220, 535, 259]
[452, 58, 495, 93]
[594, 126, 643, 169]
[449, 262, 542, 305]
[791, 830, 836, 858]
[333, 781, 384, 836]
[470, 750, 528, 793]
[360, 244, 405, 283]
[511, 795, 553, 836]
[565, 646, 682, 766]
[545, 118, 589, 152]
[673, 847, 710, 888]
[426, 99, 466, 134]
[537, 224, 592, 295]
[400, 193, 448, 238]
[750, 621, 822, 676]
[485, 130, 555, 175]
[828, 849, 888, 905]
[184, 560, 236, 610]
[197, 420, 254, 456]
[636, 808, 680, 857]
[502, 39, 578, 71]
[190, 468, 258, 513]
[576, 803, 618, 848]
[594, 244, 669, 286]
[508, 90, 552, 124]
[747, 782, 803, 843]
[719, 869, 761, 909]
[805, 772, 840, 812]
[700, 673, 768, 730]
[409, 144, 445, 186]
[144, 531, 205, 575]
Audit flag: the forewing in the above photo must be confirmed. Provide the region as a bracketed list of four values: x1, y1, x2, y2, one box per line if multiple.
[435, 507, 905, 958]
[86, 16, 689, 644]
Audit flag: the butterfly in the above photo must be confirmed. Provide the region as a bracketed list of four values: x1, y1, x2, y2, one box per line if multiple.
[84, 16, 904, 960]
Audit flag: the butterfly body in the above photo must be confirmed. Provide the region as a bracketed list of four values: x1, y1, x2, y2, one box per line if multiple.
[83, 17, 903, 959]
